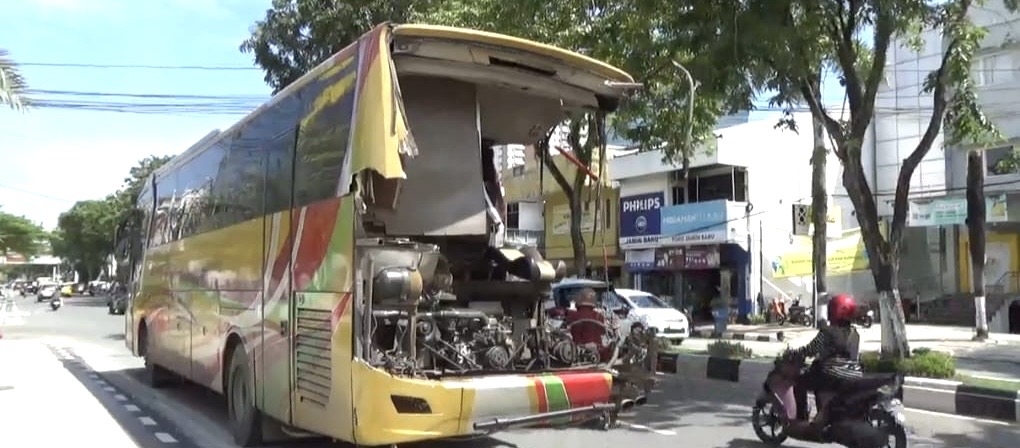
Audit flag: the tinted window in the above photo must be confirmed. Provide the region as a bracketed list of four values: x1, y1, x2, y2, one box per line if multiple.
[264, 95, 305, 215]
[210, 134, 265, 228]
[629, 293, 668, 309]
[293, 58, 358, 207]
[153, 173, 178, 246]
[176, 144, 226, 237]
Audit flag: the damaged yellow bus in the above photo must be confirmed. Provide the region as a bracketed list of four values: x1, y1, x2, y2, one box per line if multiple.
[121, 23, 651, 447]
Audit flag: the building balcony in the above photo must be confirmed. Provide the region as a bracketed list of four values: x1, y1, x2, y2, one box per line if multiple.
[506, 228, 545, 249]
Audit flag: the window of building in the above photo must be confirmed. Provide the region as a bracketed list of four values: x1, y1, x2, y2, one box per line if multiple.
[604, 198, 612, 228]
[512, 165, 525, 177]
[671, 185, 686, 205]
[985, 145, 1020, 175]
[507, 202, 520, 229]
[974, 52, 1016, 86]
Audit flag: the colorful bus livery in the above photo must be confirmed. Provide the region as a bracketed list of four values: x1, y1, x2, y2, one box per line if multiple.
[123, 23, 650, 447]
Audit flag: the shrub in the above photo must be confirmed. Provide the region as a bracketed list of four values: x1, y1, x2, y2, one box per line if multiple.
[708, 340, 753, 359]
[859, 349, 956, 379]
[748, 313, 767, 325]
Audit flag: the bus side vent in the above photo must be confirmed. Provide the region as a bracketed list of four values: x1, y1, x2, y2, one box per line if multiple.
[295, 307, 333, 407]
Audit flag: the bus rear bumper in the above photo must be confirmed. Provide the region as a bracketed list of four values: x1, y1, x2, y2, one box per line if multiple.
[473, 402, 618, 431]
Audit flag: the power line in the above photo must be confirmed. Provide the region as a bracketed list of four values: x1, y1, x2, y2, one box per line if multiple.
[19, 62, 259, 71]
[0, 184, 77, 203]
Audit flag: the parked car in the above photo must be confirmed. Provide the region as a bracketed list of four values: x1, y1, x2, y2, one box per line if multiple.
[546, 278, 689, 347]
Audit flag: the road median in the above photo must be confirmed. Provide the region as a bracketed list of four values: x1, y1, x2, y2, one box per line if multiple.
[657, 352, 1020, 424]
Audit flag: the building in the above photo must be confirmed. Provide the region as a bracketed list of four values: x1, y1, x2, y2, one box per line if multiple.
[500, 128, 623, 279]
[609, 113, 862, 322]
[880, 0, 1020, 332]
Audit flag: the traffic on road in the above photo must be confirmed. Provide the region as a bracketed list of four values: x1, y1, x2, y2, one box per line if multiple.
[1, 291, 1018, 447]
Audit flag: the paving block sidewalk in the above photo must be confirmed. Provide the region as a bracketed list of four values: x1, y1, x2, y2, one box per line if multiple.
[0, 340, 138, 447]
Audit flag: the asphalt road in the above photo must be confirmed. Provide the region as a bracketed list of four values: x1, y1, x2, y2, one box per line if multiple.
[2, 294, 1017, 448]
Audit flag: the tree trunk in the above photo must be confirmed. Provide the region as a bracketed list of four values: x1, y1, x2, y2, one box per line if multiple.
[810, 113, 828, 326]
[568, 190, 588, 277]
[841, 162, 911, 359]
[966, 150, 989, 340]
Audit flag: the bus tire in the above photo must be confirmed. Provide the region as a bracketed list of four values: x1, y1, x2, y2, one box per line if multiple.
[140, 326, 171, 388]
[227, 345, 263, 446]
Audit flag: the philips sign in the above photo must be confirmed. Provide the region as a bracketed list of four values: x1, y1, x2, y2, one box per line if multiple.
[621, 195, 662, 213]
[619, 192, 664, 248]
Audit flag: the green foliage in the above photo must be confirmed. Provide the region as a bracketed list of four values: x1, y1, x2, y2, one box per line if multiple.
[0, 208, 45, 257]
[53, 156, 172, 281]
[859, 348, 957, 379]
[748, 313, 768, 325]
[0, 49, 30, 111]
[707, 340, 753, 359]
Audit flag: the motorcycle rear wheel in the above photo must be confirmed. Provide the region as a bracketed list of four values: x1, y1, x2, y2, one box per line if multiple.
[871, 412, 907, 448]
[751, 398, 788, 446]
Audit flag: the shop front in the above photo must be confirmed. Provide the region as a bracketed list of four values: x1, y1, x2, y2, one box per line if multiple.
[620, 194, 750, 320]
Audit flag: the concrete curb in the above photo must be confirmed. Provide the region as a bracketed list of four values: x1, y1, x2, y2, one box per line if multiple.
[657, 353, 1020, 423]
[689, 329, 785, 342]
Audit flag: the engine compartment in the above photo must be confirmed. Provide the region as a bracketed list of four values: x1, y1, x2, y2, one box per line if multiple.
[356, 238, 655, 379]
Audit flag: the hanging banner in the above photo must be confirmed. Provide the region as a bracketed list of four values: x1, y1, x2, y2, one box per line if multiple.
[907, 194, 1008, 227]
[770, 230, 870, 278]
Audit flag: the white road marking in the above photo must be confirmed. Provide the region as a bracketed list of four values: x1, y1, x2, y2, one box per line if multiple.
[154, 432, 178, 443]
[103, 387, 116, 392]
[125, 404, 141, 412]
[620, 422, 677, 436]
[139, 416, 157, 426]
[114, 393, 128, 401]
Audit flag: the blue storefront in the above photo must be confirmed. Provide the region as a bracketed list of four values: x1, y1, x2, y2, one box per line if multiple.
[620, 195, 751, 321]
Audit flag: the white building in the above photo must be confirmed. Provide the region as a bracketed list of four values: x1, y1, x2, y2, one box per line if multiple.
[881, 0, 1020, 333]
[608, 112, 865, 320]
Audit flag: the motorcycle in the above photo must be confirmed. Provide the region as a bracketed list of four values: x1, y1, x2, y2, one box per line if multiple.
[781, 303, 813, 326]
[751, 351, 908, 448]
[857, 310, 875, 329]
[50, 297, 62, 311]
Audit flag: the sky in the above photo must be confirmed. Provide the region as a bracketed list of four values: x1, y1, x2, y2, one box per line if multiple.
[1, 0, 273, 229]
[0, 0, 845, 231]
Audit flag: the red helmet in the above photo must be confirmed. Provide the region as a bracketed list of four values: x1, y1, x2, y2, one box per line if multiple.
[828, 294, 858, 323]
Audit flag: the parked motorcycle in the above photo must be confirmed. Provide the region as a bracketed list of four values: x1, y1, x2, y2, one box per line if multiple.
[50, 297, 62, 311]
[781, 302, 814, 326]
[750, 351, 907, 448]
[856, 310, 875, 329]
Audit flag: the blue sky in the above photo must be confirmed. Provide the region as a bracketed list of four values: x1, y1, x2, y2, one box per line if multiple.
[1, 0, 272, 229]
[0, 0, 845, 231]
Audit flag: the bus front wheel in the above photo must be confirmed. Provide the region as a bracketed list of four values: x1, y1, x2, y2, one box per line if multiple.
[227, 345, 263, 447]
[140, 326, 171, 388]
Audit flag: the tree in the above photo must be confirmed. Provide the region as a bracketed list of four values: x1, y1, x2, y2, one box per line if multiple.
[0, 209, 45, 257]
[0, 49, 29, 111]
[966, 150, 989, 340]
[685, 0, 1008, 358]
[239, 0, 453, 93]
[53, 199, 120, 282]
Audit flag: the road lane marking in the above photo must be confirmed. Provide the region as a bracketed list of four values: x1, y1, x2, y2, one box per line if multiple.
[125, 404, 140, 412]
[620, 422, 676, 436]
[139, 416, 157, 426]
[115, 393, 128, 401]
[154, 432, 178, 443]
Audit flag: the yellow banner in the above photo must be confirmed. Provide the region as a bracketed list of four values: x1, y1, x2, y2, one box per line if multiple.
[550, 204, 600, 235]
[770, 230, 869, 278]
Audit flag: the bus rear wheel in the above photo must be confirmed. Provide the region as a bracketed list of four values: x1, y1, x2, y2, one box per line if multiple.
[227, 345, 263, 446]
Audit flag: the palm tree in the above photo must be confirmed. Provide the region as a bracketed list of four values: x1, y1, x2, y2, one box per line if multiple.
[0, 49, 29, 111]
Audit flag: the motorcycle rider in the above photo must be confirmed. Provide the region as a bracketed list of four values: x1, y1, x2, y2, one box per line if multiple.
[788, 293, 863, 423]
[564, 287, 609, 360]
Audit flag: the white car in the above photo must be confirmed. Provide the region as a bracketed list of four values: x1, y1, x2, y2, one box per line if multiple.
[547, 279, 689, 346]
[613, 288, 689, 345]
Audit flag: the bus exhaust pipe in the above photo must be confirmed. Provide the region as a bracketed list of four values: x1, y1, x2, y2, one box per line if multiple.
[619, 399, 636, 412]
[634, 395, 647, 406]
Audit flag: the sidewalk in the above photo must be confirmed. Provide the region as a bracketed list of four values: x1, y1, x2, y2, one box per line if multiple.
[685, 323, 1020, 380]
[0, 340, 138, 447]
